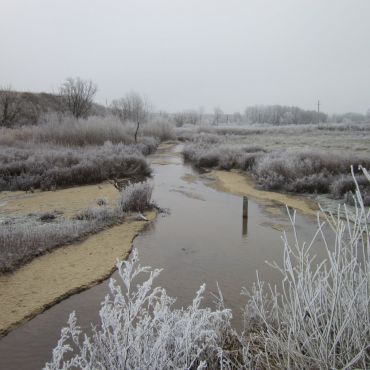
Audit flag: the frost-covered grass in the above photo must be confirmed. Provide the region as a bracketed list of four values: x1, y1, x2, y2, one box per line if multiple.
[178, 123, 370, 154]
[0, 182, 154, 273]
[0, 115, 174, 147]
[0, 142, 153, 191]
[118, 181, 154, 213]
[0, 206, 120, 273]
[46, 170, 370, 369]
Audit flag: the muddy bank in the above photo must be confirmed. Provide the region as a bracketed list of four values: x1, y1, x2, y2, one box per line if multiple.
[197, 170, 318, 216]
[0, 211, 155, 337]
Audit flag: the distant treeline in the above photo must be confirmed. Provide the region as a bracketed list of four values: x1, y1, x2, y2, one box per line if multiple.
[2, 83, 370, 127]
[244, 105, 328, 125]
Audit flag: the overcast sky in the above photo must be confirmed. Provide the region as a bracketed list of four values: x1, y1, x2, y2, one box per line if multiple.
[1, 0, 369, 114]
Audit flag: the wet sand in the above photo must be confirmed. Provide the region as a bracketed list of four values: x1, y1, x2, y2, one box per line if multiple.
[203, 170, 318, 216]
[0, 211, 155, 336]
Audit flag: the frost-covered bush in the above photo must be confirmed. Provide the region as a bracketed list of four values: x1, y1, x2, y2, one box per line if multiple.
[0, 142, 152, 190]
[72, 206, 119, 222]
[141, 118, 176, 141]
[118, 181, 153, 213]
[44, 250, 236, 370]
[183, 143, 265, 171]
[241, 167, 370, 369]
[330, 174, 370, 205]
[253, 149, 370, 198]
[33, 116, 135, 146]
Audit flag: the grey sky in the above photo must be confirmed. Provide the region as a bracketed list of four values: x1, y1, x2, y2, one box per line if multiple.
[1, 0, 369, 114]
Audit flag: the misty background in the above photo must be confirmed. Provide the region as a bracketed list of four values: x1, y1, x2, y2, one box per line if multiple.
[0, 0, 369, 114]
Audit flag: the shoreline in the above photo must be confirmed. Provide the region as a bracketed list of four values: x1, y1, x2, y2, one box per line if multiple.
[0, 211, 156, 337]
[200, 169, 318, 216]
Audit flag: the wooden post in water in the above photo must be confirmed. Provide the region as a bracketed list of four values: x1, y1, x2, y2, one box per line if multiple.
[242, 196, 248, 236]
[243, 196, 248, 219]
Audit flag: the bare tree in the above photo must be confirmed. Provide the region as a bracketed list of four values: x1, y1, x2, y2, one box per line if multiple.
[232, 112, 242, 123]
[60, 77, 97, 119]
[184, 109, 199, 125]
[111, 92, 151, 142]
[173, 112, 187, 127]
[198, 106, 204, 125]
[213, 106, 224, 125]
[0, 86, 22, 127]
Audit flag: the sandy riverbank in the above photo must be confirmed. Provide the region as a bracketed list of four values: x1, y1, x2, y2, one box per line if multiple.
[195, 169, 318, 216]
[0, 182, 119, 218]
[0, 211, 155, 336]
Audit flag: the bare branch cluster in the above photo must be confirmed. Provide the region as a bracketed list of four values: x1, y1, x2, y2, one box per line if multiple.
[60, 77, 97, 119]
[0, 86, 23, 127]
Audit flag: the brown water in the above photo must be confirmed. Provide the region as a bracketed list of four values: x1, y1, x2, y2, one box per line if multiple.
[0, 145, 327, 369]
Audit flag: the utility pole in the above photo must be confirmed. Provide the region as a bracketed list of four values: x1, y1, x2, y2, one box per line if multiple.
[317, 99, 320, 124]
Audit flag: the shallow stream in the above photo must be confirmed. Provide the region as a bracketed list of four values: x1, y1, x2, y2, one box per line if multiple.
[0, 144, 327, 369]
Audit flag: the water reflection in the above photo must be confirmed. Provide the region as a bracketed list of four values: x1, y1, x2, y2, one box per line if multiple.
[242, 196, 248, 237]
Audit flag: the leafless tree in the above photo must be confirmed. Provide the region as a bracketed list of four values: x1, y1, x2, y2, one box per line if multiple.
[173, 112, 187, 127]
[0, 86, 22, 127]
[232, 112, 242, 123]
[184, 110, 199, 125]
[111, 92, 151, 142]
[59, 77, 97, 119]
[198, 106, 204, 125]
[213, 106, 224, 125]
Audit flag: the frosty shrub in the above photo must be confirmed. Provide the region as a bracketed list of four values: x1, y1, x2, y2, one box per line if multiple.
[330, 174, 370, 205]
[141, 118, 176, 141]
[44, 250, 236, 369]
[47, 168, 370, 369]
[72, 206, 119, 222]
[241, 167, 370, 369]
[183, 143, 264, 171]
[118, 181, 153, 213]
[0, 142, 152, 191]
[253, 149, 370, 201]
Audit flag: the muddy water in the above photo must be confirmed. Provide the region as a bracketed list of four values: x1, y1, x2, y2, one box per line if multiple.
[0, 145, 327, 369]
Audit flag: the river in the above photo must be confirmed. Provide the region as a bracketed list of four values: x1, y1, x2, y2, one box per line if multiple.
[0, 144, 326, 369]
